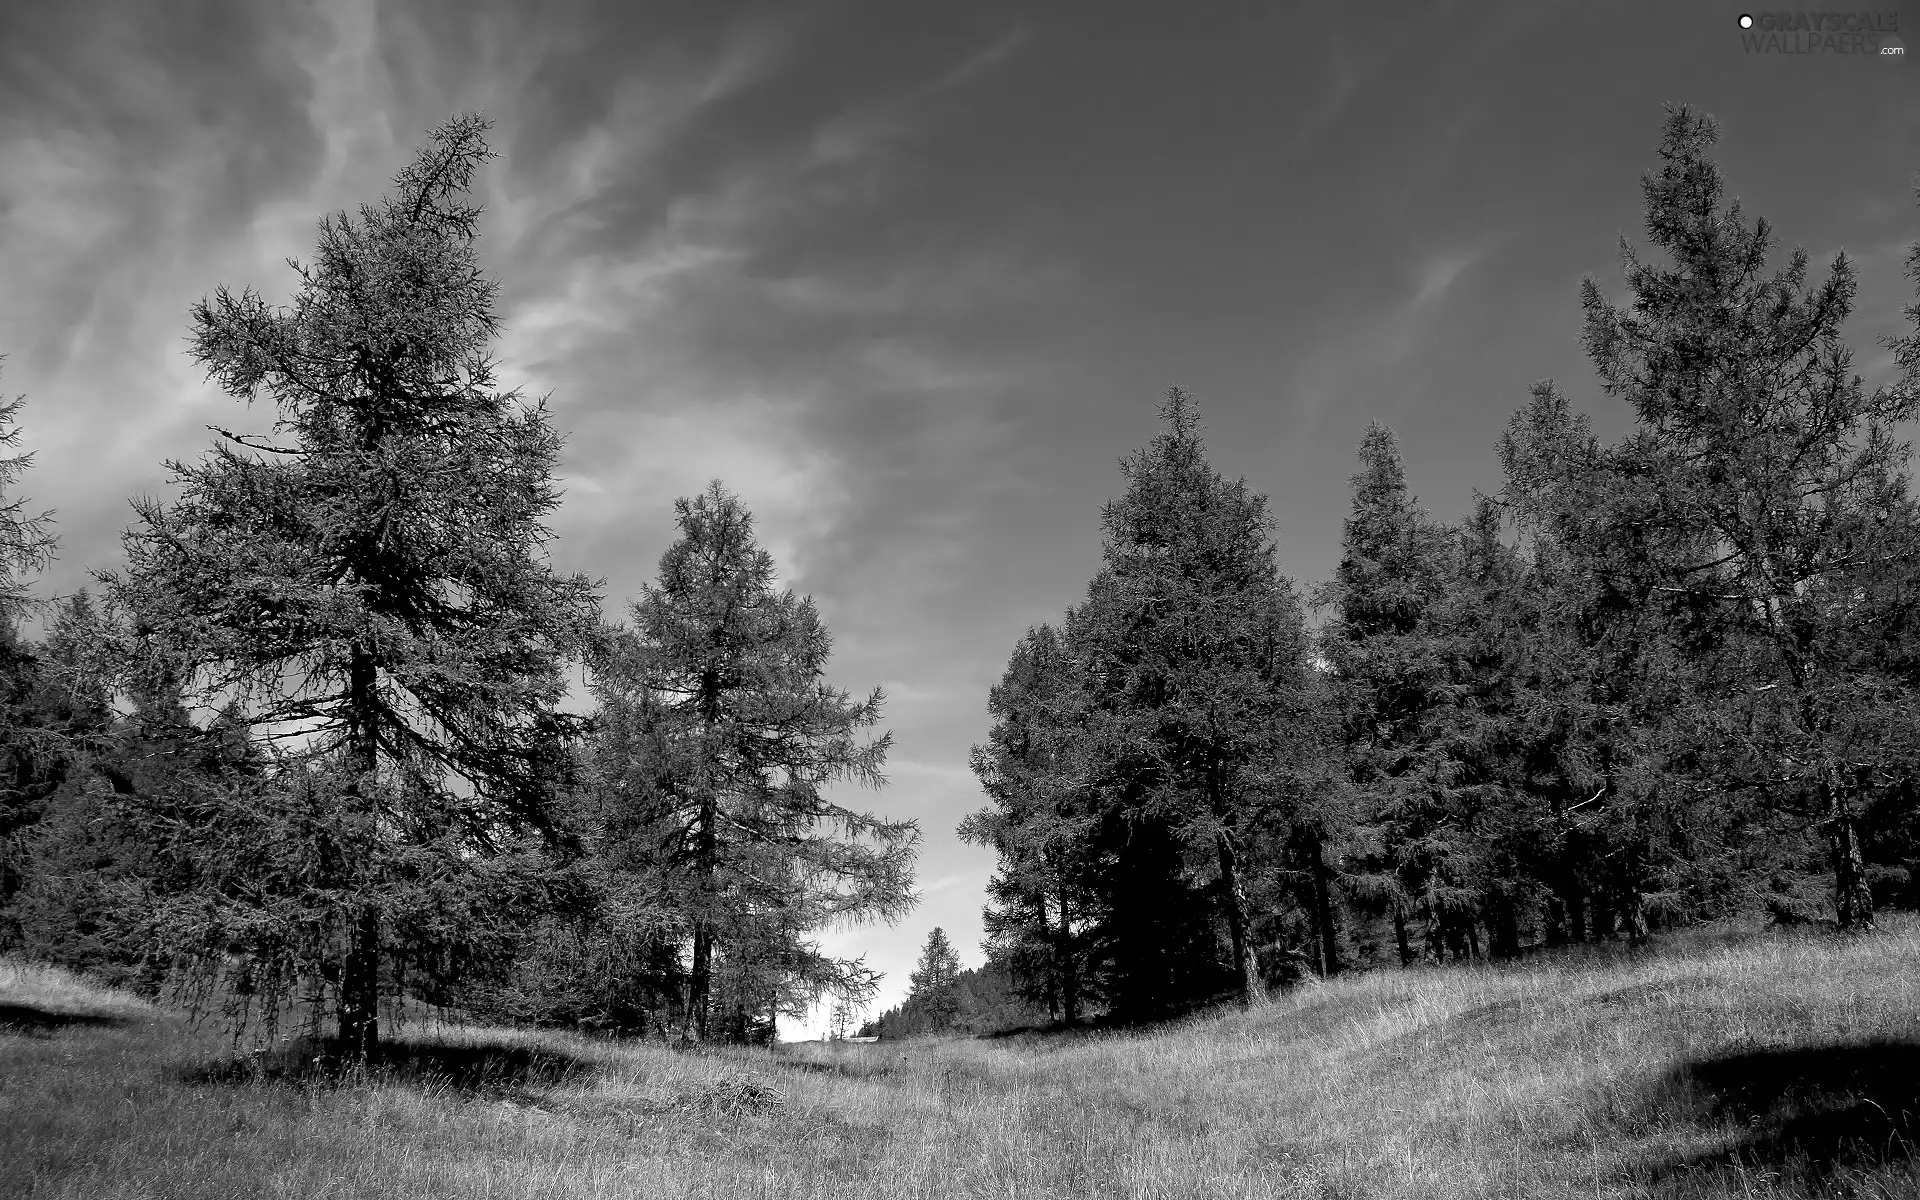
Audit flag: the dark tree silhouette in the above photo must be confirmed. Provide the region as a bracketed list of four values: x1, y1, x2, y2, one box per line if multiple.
[962, 621, 1101, 1025]
[1070, 389, 1320, 1014]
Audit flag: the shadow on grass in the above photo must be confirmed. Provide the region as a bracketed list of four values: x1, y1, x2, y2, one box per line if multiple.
[979, 1021, 1107, 1041]
[183, 1037, 594, 1094]
[1651, 1040, 1920, 1180]
[0, 1001, 132, 1035]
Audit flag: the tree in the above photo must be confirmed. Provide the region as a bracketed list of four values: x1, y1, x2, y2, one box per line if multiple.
[101, 115, 601, 1054]
[590, 481, 918, 1043]
[0, 367, 63, 933]
[907, 926, 963, 1029]
[1498, 384, 1754, 948]
[1069, 389, 1319, 1015]
[962, 621, 1100, 1026]
[828, 994, 865, 1041]
[1572, 105, 1920, 931]
[1313, 423, 1467, 964]
[0, 365, 56, 629]
[862, 957, 1052, 1039]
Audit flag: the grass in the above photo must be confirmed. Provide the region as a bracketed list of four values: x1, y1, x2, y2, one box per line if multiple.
[4, 919, 1919, 1198]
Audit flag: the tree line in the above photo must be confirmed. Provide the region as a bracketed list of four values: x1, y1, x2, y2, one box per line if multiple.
[0, 116, 915, 1053]
[851, 926, 1055, 1040]
[961, 105, 1920, 1028]
[4, 103, 1917, 1052]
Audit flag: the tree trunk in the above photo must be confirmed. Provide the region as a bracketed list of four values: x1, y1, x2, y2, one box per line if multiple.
[686, 921, 712, 1042]
[1309, 833, 1340, 977]
[685, 788, 718, 1042]
[1054, 885, 1079, 1027]
[1488, 893, 1520, 960]
[1543, 896, 1567, 948]
[1215, 830, 1264, 1006]
[339, 905, 380, 1057]
[339, 645, 381, 1058]
[1825, 763, 1875, 931]
[1620, 891, 1648, 945]
[1393, 902, 1412, 967]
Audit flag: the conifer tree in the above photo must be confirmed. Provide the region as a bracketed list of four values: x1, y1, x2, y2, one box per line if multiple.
[1314, 423, 1466, 963]
[0, 369, 63, 918]
[1499, 385, 1748, 945]
[1070, 389, 1318, 1014]
[591, 481, 918, 1043]
[0, 366, 56, 631]
[1573, 105, 1920, 930]
[1, 593, 159, 980]
[102, 115, 601, 1054]
[962, 620, 1099, 1025]
[907, 926, 963, 1028]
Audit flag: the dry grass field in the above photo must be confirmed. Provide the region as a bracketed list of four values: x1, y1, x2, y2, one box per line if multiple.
[4, 918, 1918, 1199]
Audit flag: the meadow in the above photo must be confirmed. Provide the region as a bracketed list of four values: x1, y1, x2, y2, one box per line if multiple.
[3, 919, 1918, 1199]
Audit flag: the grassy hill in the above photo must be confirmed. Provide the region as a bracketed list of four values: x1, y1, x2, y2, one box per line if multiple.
[4, 919, 1918, 1198]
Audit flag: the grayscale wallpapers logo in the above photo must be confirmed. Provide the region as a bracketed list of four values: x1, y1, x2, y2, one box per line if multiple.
[1737, 11, 1905, 57]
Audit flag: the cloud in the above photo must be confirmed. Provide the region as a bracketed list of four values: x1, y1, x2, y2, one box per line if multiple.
[926, 24, 1030, 96]
[917, 868, 990, 897]
[1410, 246, 1486, 309]
[1275, 240, 1501, 451]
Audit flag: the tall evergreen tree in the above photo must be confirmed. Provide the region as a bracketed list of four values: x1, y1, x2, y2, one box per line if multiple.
[590, 481, 918, 1043]
[962, 620, 1100, 1026]
[101, 115, 601, 1054]
[1070, 389, 1319, 1015]
[906, 926, 963, 1029]
[1573, 105, 1920, 930]
[1314, 423, 1467, 964]
[0, 369, 63, 928]
[0, 366, 56, 630]
[1500, 384, 1752, 946]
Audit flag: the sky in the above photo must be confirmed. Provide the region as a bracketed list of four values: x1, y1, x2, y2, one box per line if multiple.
[1, 0, 1917, 1037]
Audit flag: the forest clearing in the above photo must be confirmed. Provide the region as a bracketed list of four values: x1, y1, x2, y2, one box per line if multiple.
[5, 12, 1920, 1199]
[5, 917, 1918, 1200]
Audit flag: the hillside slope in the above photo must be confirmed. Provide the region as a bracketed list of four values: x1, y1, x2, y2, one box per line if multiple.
[4, 919, 1918, 1198]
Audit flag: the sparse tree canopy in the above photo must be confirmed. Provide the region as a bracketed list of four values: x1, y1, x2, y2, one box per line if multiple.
[590, 481, 918, 1044]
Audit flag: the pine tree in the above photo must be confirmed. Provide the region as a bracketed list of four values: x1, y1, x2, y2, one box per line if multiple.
[1, 594, 158, 981]
[0, 368, 63, 926]
[1574, 105, 1920, 931]
[101, 115, 601, 1054]
[1314, 423, 1467, 964]
[0, 365, 56, 630]
[907, 926, 963, 1029]
[590, 481, 918, 1043]
[1512, 393, 1727, 942]
[961, 621, 1100, 1026]
[1070, 389, 1319, 1015]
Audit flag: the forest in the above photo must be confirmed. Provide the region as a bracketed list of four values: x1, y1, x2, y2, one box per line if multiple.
[3, 100, 1920, 1060]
